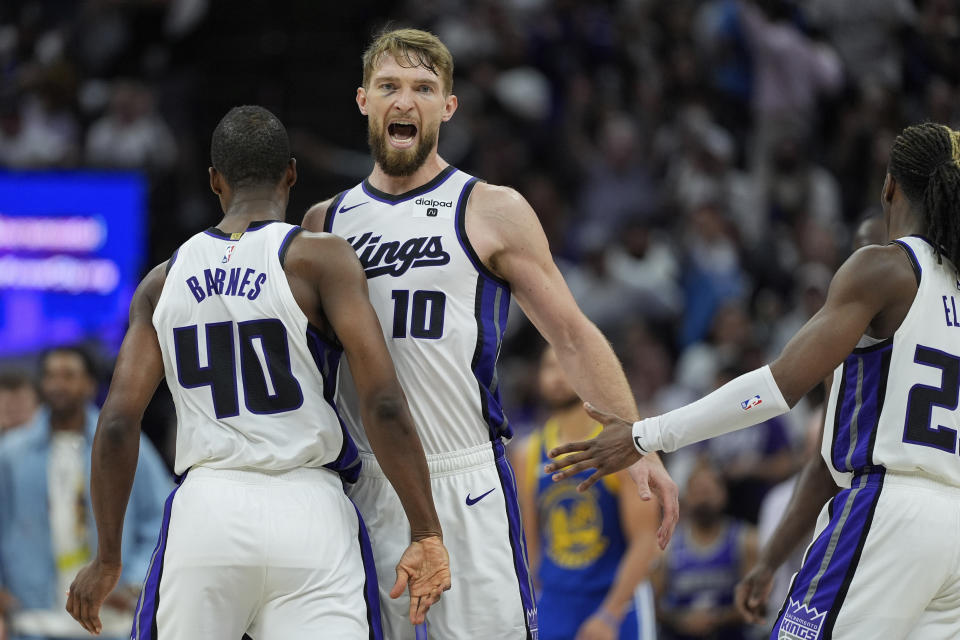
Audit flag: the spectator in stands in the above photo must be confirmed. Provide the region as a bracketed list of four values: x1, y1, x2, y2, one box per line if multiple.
[0, 371, 38, 436]
[85, 80, 176, 171]
[652, 460, 756, 640]
[0, 347, 170, 640]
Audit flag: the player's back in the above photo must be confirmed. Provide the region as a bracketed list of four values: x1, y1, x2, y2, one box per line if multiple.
[153, 220, 357, 478]
[823, 235, 960, 488]
[325, 167, 510, 456]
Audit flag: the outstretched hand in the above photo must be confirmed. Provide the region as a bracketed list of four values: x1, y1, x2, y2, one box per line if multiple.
[545, 403, 679, 549]
[65, 558, 122, 635]
[544, 403, 641, 488]
[390, 535, 452, 625]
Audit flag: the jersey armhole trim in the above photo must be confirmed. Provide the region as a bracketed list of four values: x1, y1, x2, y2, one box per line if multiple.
[165, 248, 179, 275]
[891, 239, 922, 286]
[278, 225, 304, 267]
[323, 191, 348, 233]
[454, 178, 511, 288]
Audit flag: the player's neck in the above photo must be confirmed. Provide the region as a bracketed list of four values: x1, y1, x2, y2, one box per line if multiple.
[551, 403, 596, 441]
[218, 194, 286, 233]
[367, 153, 449, 196]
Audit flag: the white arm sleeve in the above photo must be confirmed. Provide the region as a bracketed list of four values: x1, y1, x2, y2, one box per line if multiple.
[632, 365, 789, 454]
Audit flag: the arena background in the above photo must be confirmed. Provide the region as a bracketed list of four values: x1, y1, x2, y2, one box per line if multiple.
[0, 0, 958, 633]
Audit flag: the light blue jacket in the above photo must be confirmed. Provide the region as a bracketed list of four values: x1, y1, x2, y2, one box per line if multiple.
[0, 406, 172, 609]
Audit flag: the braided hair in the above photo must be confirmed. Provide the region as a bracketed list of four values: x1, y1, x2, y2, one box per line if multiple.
[888, 123, 960, 269]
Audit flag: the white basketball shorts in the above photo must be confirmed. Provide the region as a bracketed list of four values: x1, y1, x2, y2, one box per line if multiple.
[347, 439, 537, 640]
[771, 468, 960, 640]
[131, 466, 382, 640]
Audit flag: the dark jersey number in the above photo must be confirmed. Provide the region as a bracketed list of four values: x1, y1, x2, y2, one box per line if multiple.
[174, 319, 303, 418]
[390, 290, 446, 339]
[903, 345, 960, 453]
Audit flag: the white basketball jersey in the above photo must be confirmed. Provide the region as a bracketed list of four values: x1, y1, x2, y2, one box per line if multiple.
[822, 235, 960, 488]
[153, 220, 359, 478]
[325, 167, 511, 456]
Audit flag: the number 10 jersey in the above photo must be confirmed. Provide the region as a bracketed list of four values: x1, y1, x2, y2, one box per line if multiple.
[823, 235, 960, 488]
[153, 220, 359, 479]
[325, 166, 512, 456]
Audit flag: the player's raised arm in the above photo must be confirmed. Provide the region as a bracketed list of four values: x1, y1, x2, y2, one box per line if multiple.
[546, 243, 917, 481]
[466, 182, 679, 547]
[66, 263, 167, 635]
[289, 232, 450, 624]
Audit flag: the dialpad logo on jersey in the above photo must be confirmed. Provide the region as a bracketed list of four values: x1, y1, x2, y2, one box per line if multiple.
[741, 395, 762, 411]
[415, 197, 452, 209]
[778, 599, 826, 640]
[348, 231, 450, 278]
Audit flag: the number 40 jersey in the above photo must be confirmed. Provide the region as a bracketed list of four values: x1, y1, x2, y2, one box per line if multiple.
[823, 235, 960, 489]
[153, 220, 359, 479]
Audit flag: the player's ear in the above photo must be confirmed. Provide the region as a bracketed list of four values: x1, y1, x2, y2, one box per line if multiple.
[209, 167, 223, 195]
[882, 172, 896, 204]
[285, 158, 297, 189]
[357, 87, 368, 115]
[442, 93, 458, 122]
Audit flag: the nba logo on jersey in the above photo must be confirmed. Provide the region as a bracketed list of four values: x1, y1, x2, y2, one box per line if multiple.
[740, 395, 762, 411]
[777, 599, 826, 640]
[221, 245, 236, 264]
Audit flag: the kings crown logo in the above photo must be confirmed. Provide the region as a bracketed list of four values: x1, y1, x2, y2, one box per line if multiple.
[348, 231, 450, 278]
[777, 599, 826, 640]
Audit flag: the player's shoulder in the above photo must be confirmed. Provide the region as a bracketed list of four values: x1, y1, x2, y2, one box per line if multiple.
[466, 182, 540, 240]
[283, 229, 360, 277]
[834, 242, 919, 295]
[302, 195, 340, 232]
[468, 182, 529, 216]
[137, 261, 171, 308]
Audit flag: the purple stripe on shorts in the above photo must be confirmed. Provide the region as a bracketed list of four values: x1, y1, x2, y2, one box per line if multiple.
[354, 503, 384, 640]
[131, 481, 184, 640]
[492, 439, 538, 639]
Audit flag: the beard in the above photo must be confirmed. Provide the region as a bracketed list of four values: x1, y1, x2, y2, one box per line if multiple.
[368, 119, 437, 177]
[689, 504, 724, 529]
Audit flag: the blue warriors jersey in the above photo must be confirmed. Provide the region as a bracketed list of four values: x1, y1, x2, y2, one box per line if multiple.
[531, 420, 651, 640]
[532, 420, 626, 594]
[325, 167, 511, 457]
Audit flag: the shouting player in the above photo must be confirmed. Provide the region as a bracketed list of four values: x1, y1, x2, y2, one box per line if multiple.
[547, 122, 960, 639]
[65, 105, 450, 639]
[302, 28, 679, 640]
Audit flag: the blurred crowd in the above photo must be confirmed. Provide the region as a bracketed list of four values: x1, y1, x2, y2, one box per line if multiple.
[2, 0, 960, 637]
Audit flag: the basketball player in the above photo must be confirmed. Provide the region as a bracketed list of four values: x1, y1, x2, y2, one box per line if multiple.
[65, 105, 450, 639]
[547, 122, 960, 638]
[301, 28, 679, 640]
[514, 346, 659, 640]
[732, 214, 888, 627]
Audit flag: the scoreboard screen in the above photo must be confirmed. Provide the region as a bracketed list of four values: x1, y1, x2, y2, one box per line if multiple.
[0, 171, 146, 357]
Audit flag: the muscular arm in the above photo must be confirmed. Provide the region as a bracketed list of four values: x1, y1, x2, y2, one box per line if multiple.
[67, 264, 167, 634]
[548, 245, 917, 481]
[300, 234, 441, 540]
[467, 184, 679, 545]
[90, 264, 167, 566]
[469, 184, 637, 420]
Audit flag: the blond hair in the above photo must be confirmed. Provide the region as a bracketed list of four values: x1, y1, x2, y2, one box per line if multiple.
[362, 28, 454, 95]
